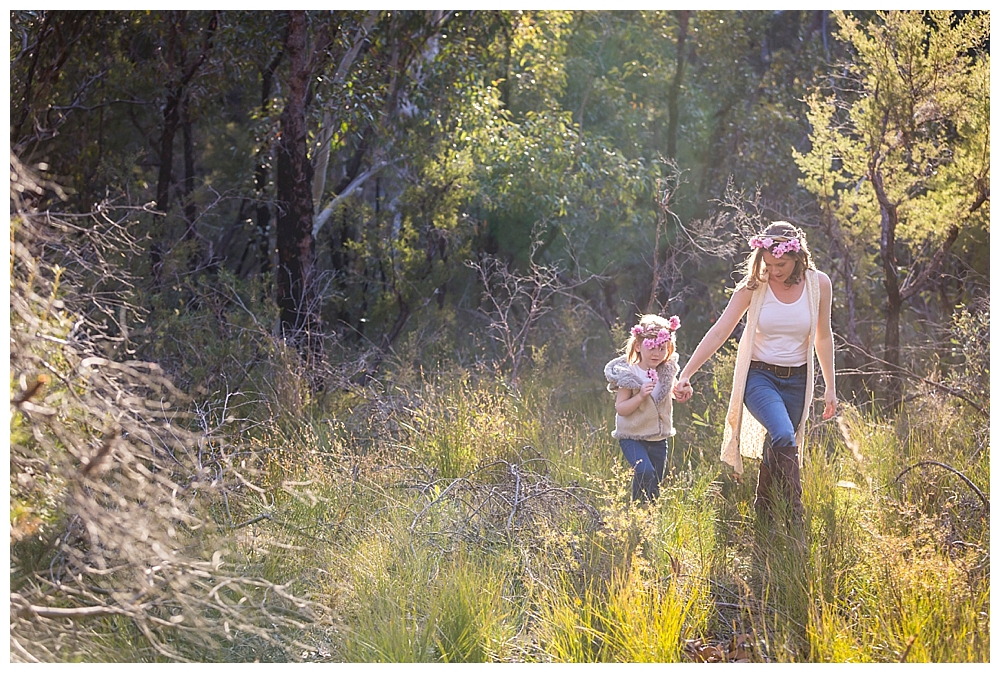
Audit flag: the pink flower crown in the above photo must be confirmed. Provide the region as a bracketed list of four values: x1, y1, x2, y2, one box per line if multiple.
[630, 315, 681, 349]
[749, 235, 801, 258]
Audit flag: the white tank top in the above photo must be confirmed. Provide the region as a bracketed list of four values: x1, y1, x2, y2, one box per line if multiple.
[751, 283, 811, 366]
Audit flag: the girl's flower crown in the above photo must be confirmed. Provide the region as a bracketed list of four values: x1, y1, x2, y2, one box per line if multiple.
[630, 315, 681, 349]
[749, 235, 801, 258]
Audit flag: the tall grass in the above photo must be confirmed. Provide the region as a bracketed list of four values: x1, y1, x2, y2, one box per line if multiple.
[13, 240, 988, 662]
[217, 352, 986, 663]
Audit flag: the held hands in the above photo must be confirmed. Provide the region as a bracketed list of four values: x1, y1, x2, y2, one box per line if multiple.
[672, 377, 693, 403]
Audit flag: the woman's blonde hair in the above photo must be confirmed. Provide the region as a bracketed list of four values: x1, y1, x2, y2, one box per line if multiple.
[623, 314, 678, 364]
[740, 221, 815, 290]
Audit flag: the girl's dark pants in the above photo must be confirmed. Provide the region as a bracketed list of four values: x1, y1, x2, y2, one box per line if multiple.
[743, 365, 807, 521]
[618, 438, 667, 502]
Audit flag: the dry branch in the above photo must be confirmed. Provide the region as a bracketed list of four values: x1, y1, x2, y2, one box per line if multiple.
[893, 460, 989, 510]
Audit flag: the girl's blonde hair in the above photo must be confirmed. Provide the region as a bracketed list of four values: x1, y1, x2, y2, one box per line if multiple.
[623, 314, 678, 364]
[739, 221, 815, 290]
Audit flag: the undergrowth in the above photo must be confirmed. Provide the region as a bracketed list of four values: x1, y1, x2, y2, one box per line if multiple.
[11, 189, 989, 662]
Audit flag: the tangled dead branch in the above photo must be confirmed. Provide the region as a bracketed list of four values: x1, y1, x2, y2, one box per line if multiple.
[408, 455, 602, 553]
[10, 152, 317, 662]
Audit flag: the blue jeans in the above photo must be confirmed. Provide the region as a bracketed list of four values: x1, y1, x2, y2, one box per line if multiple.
[743, 366, 807, 520]
[618, 438, 667, 502]
[743, 367, 807, 450]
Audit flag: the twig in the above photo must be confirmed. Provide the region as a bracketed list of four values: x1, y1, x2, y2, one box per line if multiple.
[893, 460, 989, 509]
[232, 513, 272, 529]
[506, 462, 522, 532]
[18, 602, 132, 620]
[899, 635, 917, 663]
[838, 341, 988, 418]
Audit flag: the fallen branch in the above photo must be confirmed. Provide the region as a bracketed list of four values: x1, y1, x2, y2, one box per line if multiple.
[232, 513, 272, 529]
[893, 460, 989, 509]
[838, 341, 988, 419]
[18, 602, 132, 620]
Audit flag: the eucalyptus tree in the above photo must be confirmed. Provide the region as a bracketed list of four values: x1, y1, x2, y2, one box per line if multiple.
[10, 11, 138, 208]
[795, 10, 990, 406]
[505, 11, 841, 325]
[264, 11, 500, 346]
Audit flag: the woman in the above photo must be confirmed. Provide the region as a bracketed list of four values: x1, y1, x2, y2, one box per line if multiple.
[672, 222, 836, 522]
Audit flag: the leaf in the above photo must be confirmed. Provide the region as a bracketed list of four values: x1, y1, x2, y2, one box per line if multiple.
[683, 638, 725, 663]
[727, 633, 754, 662]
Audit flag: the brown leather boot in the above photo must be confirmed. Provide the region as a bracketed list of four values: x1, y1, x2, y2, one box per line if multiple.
[771, 444, 804, 524]
[753, 458, 776, 518]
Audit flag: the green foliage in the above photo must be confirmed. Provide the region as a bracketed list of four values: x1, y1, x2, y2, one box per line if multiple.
[794, 10, 989, 392]
[10, 9, 990, 664]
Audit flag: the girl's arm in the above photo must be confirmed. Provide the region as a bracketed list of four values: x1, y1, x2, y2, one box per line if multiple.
[674, 286, 753, 399]
[814, 271, 837, 419]
[615, 381, 654, 417]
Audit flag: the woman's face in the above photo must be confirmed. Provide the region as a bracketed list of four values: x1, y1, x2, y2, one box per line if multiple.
[762, 250, 796, 282]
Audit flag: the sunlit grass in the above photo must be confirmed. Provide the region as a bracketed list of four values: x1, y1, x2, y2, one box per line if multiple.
[21, 333, 977, 656]
[188, 367, 990, 662]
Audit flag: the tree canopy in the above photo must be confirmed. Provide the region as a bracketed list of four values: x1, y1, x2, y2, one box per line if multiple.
[10, 9, 989, 400]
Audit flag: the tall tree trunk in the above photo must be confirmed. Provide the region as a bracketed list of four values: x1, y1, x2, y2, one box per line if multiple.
[156, 88, 181, 212]
[311, 13, 377, 216]
[181, 95, 197, 238]
[153, 11, 217, 213]
[275, 11, 319, 349]
[666, 10, 690, 161]
[872, 166, 902, 408]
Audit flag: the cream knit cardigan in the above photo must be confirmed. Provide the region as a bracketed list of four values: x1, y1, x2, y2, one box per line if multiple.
[721, 269, 821, 475]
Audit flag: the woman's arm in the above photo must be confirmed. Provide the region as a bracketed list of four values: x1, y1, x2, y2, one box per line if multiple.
[814, 271, 837, 419]
[673, 286, 753, 401]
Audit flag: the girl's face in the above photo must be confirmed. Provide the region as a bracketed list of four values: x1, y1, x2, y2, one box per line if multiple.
[638, 339, 669, 368]
[762, 250, 797, 283]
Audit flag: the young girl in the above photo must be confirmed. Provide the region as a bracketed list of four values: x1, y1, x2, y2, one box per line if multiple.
[604, 314, 682, 502]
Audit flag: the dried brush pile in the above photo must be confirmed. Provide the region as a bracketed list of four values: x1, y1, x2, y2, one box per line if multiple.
[9, 153, 315, 662]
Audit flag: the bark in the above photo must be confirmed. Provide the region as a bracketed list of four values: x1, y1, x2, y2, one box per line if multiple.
[181, 95, 197, 239]
[872, 163, 902, 408]
[274, 11, 331, 350]
[155, 89, 180, 212]
[275, 11, 317, 344]
[311, 13, 377, 216]
[153, 11, 217, 213]
[666, 11, 690, 160]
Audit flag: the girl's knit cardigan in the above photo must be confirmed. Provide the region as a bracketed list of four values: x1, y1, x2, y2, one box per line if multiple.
[604, 351, 679, 441]
[722, 269, 821, 475]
